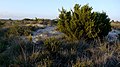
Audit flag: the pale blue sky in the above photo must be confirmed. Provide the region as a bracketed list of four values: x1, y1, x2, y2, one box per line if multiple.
[0, 0, 120, 21]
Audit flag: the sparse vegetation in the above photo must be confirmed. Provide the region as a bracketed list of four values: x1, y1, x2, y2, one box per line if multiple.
[0, 36, 120, 66]
[111, 22, 120, 29]
[0, 4, 120, 67]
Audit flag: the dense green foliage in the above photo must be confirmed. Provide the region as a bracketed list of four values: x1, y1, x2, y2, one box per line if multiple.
[58, 4, 111, 40]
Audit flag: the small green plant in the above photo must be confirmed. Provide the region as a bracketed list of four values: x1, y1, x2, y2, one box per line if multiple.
[6, 24, 31, 37]
[0, 21, 5, 28]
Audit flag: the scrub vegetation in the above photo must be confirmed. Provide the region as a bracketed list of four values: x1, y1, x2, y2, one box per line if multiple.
[0, 4, 120, 67]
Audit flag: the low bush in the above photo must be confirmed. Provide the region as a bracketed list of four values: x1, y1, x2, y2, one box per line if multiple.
[57, 4, 111, 41]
